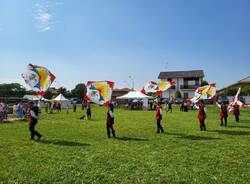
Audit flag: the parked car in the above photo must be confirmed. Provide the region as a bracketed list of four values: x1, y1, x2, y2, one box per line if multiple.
[175, 98, 184, 104]
[70, 98, 81, 104]
[188, 102, 195, 110]
[217, 96, 229, 104]
[238, 96, 246, 104]
[161, 98, 170, 104]
[203, 99, 214, 104]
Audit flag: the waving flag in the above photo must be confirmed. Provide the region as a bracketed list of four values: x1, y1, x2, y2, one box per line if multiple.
[191, 83, 216, 103]
[141, 81, 175, 95]
[232, 88, 241, 105]
[85, 81, 114, 106]
[228, 88, 243, 112]
[22, 64, 56, 96]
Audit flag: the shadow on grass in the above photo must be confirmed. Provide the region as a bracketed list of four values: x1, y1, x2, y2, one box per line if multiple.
[238, 120, 250, 124]
[208, 130, 250, 136]
[38, 140, 91, 147]
[177, 135, 221, 141]
[163, 132, 221, 141]
[115, 137, 148, 142]
[227, 125, 250, 129]
[163, 132, 186, 136]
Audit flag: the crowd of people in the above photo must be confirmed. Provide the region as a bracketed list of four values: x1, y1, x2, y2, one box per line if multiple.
[44, 102, 62, 113]
[0, 101, 32, 122]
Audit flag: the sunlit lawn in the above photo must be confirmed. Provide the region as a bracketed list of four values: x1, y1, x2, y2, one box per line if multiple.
[0, 105, 249, 184]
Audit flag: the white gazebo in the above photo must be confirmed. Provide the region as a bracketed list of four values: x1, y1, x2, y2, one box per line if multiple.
[116, 91, 153, 110]
[23, 95, 48, 101]
[52, 94, 71, 109]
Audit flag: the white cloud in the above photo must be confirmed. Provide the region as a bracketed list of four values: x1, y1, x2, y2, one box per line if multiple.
[33, 1, 63, 32]
[34, 3, 52, 32]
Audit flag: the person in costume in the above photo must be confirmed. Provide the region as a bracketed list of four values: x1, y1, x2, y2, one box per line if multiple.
[156, 102, 164, 133]
[106, 103, 116, 138]
[86, 102, 91, 120]
[73, 102, 77, 112]
[233, 103, 240, 122]
[220, 102, 228, 126]
[167, 101, 173, 113]
[197, 100, 207, 131]
[28, 102, 42, 140]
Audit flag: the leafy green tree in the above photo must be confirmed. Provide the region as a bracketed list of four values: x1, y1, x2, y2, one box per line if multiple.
[241, 87, 250, 96]
[71, 83, 86, 100]
[0, 83, 26, 97]
[174, 90, 182, 98]
[58, 87, 71, 98]
[44, 90, 54, 99]
[222, 88, 238, 96]
[201, 80, 209, 86]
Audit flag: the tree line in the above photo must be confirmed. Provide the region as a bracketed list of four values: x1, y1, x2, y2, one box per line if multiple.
[0, 83, 87, 100]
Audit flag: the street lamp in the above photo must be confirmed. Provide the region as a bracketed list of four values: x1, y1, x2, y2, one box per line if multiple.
[123, 81, 130, 87]
[129, 76, 134, 91]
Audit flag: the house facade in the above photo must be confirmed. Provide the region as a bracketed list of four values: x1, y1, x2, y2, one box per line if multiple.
[158, 70, 205, 99]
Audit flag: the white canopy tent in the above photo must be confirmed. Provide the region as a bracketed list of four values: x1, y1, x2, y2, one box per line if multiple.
[52, 94, 71, 109]
[116, 91, 153, 100]
[23, 95, 48, 101]
[116, 91, 153, 110]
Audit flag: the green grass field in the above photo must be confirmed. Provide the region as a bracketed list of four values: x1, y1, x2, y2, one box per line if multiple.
[0, 106, 249, 184]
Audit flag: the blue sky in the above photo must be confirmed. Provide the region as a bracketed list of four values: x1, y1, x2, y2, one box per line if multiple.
[0, 0, 249, 90]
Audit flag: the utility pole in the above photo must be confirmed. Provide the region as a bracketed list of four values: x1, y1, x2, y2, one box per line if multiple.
[129, 76, 134, 91]
[165, 62, 169, 71]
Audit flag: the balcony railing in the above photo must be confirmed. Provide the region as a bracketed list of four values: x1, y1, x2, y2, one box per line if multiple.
[180, 85, 200, 89]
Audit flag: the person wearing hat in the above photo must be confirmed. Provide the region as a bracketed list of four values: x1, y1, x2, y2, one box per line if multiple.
[106, 103, 116, 138]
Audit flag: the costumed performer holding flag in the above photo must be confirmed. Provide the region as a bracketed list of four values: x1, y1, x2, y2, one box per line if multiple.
[191, 83, 216, 131]
[22, 64, 56, 140]
[156, 102, 164, 133]
[28, 101, 42, 140]
[85, 80, 116, 138]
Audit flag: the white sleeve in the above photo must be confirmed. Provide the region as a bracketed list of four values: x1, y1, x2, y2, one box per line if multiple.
[109, 110, 114, 118]
[30, 110, 38, 119]
[216, 102, 221, 108]
[194, 104, 199, 109]
[204, 107, 207, 113]
[160, 109, 162, 115]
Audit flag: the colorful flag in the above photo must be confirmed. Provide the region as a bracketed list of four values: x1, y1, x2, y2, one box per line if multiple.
[191, 83, 216, 103]
[85, 81, 114, 106]
[228, 88, 243, 112]
[141, 81, 175, 95]
[22, 64, 56, 96]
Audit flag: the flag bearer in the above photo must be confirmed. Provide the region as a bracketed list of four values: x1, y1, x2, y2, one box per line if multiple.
[220, 102, 228, 126]
[197, 100, 207, 131]
[156, 102, 164, 133]
[106, 103, 116, 138]
[28, 102, 42, 140]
